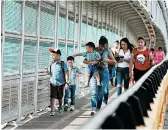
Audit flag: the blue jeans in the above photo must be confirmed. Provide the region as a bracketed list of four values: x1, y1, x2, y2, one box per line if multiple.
[116, 67, 129, 96]
[90, 68, 109, 110]
[64, 85, 76, 105]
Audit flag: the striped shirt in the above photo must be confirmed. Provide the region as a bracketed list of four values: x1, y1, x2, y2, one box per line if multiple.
[82, 51, 101, 61]
[48, 60, 68, 86]
[68, 66, 82, 85]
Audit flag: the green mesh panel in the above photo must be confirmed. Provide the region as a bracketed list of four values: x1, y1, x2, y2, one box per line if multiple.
[5, 1, 21, 32]
[67, 44, 73, 56]
[24, 3, 37, 36]
[102, 29, 106, 35]
[81, 23, 86, 41]
[3, 39, 21, 74]
[87, 25, 92, 41]
[23, 42, 37, 73]
[93, 26, 97, 43]
[68, 20, 74, 40]
[74, 22, 79, 41]
[58, 43, 65, 61]
[38, 43, 53, 69]
[59, 16, 66, 38]
[98, 28, 102, 39]
[40, 7, 54, 38]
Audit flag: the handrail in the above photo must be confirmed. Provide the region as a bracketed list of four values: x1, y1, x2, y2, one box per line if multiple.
[82, 58, 168, 129]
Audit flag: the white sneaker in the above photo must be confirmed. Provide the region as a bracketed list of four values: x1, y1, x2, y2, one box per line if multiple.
[70, 105, 75, 111]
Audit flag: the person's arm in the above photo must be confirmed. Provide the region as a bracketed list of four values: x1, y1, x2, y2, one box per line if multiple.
[103, 50, 116, 65]
[73, 53, 83, 57]
[83, 59, 98, 65]
[64, 63, 69, 84]
[129, 53, 134, 77]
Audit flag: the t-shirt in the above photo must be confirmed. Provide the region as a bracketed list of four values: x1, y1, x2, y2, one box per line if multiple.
[132, 49, 150, 71]
[49, 61, 68, 86]
[117, 49, 131, 68]
[82, 51, 101, 61]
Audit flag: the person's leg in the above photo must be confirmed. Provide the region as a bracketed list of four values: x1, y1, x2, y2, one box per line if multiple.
[102, 68, 109, 105]
[116, 68, 123, 96]
[64, 88, 70, 105]
[109, 69, 113, 87]
[124, 67, 130, 91]
[50, 83, 57, 116]
[94, 72, 101, 86]
[86, 64, 92, 87]
[70, 85, 76, 111]
[64, 87, 70, 111]
[90, 76, 98, 115]
[57, 86, 65, 114]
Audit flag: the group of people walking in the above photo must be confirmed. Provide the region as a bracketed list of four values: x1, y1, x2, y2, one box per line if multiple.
[45, 36, 165, 116]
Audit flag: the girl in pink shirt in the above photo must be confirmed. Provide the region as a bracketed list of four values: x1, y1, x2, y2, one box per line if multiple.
[154, 47, 165, 64]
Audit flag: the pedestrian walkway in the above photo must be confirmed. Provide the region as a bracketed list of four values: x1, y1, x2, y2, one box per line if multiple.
[10, 87, 117, 129]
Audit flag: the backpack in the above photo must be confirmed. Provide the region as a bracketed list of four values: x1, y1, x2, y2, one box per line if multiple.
[133, 48, 152, 67]
[50, 61, 65, 81]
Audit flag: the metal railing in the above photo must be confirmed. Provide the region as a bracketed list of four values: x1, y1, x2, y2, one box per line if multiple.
[82, 58, 168, 129]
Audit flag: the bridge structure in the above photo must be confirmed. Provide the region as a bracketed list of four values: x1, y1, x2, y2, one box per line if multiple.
[1, 0, 168, 129]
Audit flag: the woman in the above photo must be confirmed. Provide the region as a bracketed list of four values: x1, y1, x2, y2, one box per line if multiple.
[116, 38, 132, 96]
[83, 36, 116, 116]
[130, 37, 153, 82]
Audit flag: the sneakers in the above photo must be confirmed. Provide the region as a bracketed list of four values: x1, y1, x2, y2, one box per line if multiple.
[70, 105, 75, 111]
[50, 110, 55, 116]
[64, 104, 68, 112]
[91, 111, 96, 116]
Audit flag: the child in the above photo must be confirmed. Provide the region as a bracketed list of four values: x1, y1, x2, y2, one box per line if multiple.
[64, 56, 82, 111]
[73, 42, 101, 87]
[45, 48, 69, 116]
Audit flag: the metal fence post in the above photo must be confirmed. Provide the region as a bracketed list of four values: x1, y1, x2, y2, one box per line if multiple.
[73, 1, 76, 52]
[54, 1, 59, 49]
[33, 1, 41, 117]
[65, 1, 68, 57]
[16, 0, 25, 125]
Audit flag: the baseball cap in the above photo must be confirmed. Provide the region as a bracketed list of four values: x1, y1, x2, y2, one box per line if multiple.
[49, 48, 61, 56]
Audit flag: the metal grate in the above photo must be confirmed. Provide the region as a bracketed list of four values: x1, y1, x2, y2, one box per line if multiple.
[81, 23, 86, 41]
[59, 16, 66, 38]
[24, 2, 37, 36]
[68, 19, 74, 40]
[23, 42, 37, 73]
[38, 43, 53, 70]
[3, 39, 21, 74]
[58, 43, 66, 61]
[40, 7, 55, 38]
[5, 1, 21, 32]
[67, 44, 73, 56]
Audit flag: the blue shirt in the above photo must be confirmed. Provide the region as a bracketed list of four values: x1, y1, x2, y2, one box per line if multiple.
[49, 60, 68, 86]
[68, 66, 82, 85]
[97, 48, 112, 68]
[82, 51, 101, 61]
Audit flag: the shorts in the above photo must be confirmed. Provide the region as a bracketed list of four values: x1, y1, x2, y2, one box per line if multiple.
[133, 68, 149, 82]
[88, 64, 98, 75]
[109, 66, 115, 79]
[50, 83, 65, 99]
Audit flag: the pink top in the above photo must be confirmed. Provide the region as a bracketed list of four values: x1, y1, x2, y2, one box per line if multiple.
[154, 51, 165, 64]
